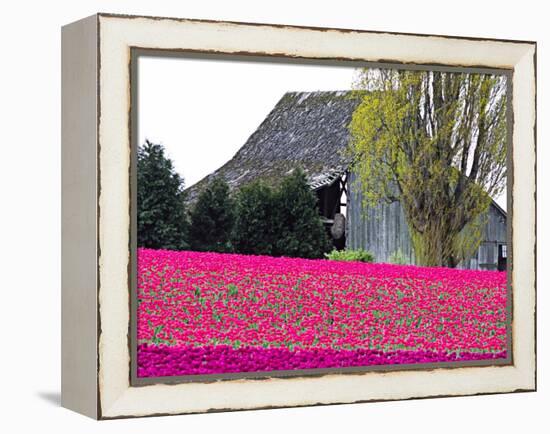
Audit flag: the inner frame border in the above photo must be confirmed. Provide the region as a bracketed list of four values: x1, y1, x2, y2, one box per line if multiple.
[128, 49, 515, 387]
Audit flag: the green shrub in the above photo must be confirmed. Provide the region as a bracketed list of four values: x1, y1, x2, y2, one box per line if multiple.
[325, 249, 374, 263]
[232, 181, 277, 256]
[272, 168, 332, 259]
[388, 248, 408, 265]
[137, 140, 189, 250]
[188, 177, 235, 253]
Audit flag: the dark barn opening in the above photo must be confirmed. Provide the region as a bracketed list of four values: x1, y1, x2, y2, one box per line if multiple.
[316, 174, 348, 250]
[498, 244, 507, 272]
[316, 181, 341, 219]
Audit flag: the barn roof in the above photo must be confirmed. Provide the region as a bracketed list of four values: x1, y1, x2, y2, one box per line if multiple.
[489, 199, 507, 218]
[185, 91, 364, 202]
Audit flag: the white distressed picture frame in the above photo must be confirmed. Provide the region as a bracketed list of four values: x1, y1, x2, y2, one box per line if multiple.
[61, 13, 536, 419]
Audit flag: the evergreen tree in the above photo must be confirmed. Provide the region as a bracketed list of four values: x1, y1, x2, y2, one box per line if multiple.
[273, 168, 332, 259]
[137, 140, 189, 250]
[189, 177, 235, 252]
[232, 181, 277, 255]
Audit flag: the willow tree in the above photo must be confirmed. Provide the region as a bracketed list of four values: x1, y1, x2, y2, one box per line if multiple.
[349, 69, 507, 267]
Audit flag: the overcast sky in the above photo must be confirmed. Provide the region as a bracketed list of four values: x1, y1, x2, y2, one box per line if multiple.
[138, 56, 506, 210]
[138, 55, 356, 188]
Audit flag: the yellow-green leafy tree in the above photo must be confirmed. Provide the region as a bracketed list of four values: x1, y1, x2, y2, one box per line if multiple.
[349, 69, 507, 267]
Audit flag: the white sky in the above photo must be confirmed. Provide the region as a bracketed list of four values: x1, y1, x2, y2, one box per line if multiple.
[138, 56, 356, 188]
[138, 56, 506, 210]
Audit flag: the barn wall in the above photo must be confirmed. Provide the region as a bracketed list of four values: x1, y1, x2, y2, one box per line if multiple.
[346, 172, 507, 270]
[346, 172, 415, 264]
[458, 204, 507, 270]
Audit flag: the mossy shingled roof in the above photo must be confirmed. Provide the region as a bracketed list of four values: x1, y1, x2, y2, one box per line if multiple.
[185, 91, 364, 202]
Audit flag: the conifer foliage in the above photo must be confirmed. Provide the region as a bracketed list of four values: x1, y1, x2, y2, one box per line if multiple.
[137, 141, 330, 258]
[232, 181, 277, 256]
[137, 140, 189, 250]
[273, 169, 332, 259]
[188, 177, 235, 253]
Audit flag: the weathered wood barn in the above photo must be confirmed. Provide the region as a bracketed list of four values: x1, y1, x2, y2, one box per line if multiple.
[186, 91, 507, 271]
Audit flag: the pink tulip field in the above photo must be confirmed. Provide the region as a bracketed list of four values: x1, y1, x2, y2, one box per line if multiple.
[136, 248, 507, 377]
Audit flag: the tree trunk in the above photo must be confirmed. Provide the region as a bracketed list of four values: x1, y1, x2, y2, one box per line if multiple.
[410, 219, 459, 268]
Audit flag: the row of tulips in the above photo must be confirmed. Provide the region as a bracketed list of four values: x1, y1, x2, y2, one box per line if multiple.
[137, 343, 507, 377]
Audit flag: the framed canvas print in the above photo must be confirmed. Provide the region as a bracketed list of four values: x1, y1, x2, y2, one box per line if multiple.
[61, 13, 536, 419]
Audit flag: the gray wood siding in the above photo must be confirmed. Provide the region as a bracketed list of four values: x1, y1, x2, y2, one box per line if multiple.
[482, 204, 507, 242]
[346, 172, 415, 264]
[459, 205, 507, 270]
[346, 171, 507, 270]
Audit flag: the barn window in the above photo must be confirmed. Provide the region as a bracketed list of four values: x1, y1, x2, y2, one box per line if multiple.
[497, 244, 507, 272]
